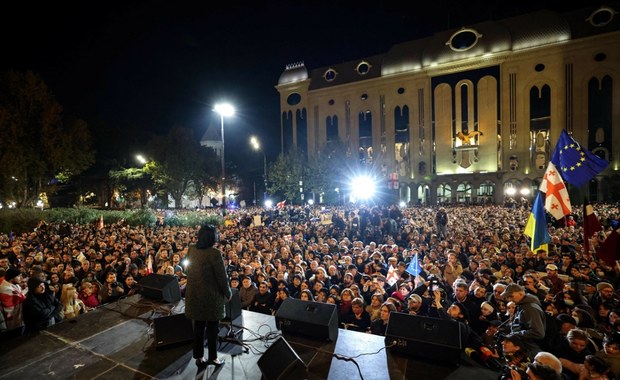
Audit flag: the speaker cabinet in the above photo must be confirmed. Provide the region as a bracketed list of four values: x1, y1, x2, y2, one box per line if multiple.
[258, 337, 307, 380]
[138, 274, 182, 303]
[153, 313, 193, 350]
[224, 288, 241, 321]
[385, 312, 462, 366]
[275, 298, 338, 342]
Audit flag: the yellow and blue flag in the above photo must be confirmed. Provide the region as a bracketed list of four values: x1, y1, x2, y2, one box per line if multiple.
[524, 192, 551, 253]
[551, 129, 608, 188]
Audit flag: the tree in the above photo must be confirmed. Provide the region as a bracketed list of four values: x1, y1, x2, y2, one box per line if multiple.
[267, 149, 304, 203]
[146, 126, 218, 208]
[305, 140, 352, 203]
[186, 146, 219, 208]
[0, 70, 94, 207]
[109, 167, 153, 208]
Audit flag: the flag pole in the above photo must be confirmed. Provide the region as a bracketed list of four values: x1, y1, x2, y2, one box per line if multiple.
[583, 198, 589, 256]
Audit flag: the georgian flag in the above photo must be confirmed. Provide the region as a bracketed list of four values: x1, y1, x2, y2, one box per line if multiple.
[386, 264, 399, 286]
[539, 162, 572, 220]
[145, 254, 154, 275]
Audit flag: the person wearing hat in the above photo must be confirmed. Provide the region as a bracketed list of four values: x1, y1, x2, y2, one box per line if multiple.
[590, 281, 619, 311]
[500, 283, 546, 357]
[0, 267, 27, 332]
[22, 276, 62, 332]
[539, 263, 565, 296]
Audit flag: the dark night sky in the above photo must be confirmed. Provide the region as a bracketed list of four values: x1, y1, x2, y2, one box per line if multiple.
[1, 0, 596, 172]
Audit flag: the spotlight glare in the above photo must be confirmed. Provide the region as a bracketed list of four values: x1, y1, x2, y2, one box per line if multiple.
[350, 175, 376, 201]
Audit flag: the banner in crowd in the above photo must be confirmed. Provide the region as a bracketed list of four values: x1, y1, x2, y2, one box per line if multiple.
[583, 201, 603, 255]
[598, 229, 620, 267]
[551, 129, 608, 188]
[406, 252, 421, 276]
[524, 191, 551, 253]
[539, 161, 571, 220]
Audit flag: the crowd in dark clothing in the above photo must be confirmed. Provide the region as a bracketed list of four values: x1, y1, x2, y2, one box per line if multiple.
[1, 202, 620, 379]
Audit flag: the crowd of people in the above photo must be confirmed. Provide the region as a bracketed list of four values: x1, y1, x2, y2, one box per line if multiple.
[1, 202, 620, 380]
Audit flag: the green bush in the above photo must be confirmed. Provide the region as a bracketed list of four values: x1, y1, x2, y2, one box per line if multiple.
[0, 209, 42, 234]
[125, 208, 157, 227]
[0, 208, 221, 234]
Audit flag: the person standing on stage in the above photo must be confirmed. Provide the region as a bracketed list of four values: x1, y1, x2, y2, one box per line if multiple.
[185, 224, 232, 369]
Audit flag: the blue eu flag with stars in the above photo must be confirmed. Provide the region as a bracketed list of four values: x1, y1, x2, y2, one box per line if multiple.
[406, 253, 421, 277]
[551, 129, 608, 188]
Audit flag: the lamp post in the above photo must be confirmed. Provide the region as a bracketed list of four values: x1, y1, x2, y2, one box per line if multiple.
[214, 103, 235, 208]
[135, 154, 149, 207]
[250, 136, 267, 205]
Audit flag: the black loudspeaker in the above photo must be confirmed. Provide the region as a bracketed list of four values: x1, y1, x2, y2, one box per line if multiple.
[224, 288, 241, 321]
[258, 337, 307, 380]
[153, 313, 194, 350]
[138, 274, 182, 303]
[275, 298, 338, 342]
[385, 312, 462, 366]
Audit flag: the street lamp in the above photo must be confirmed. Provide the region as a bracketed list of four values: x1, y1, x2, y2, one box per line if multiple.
[214, 103, 235, 208]
[250, 136, 267, 205]
[136, 154, 147, 165]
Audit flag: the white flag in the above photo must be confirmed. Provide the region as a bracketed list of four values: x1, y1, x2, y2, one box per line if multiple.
[539, 162, 572, 220]
[386, 264, 399, 286]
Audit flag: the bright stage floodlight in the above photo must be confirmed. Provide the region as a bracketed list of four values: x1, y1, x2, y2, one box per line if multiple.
[350, 175, 376, 202]
[505, 187, 516, 196]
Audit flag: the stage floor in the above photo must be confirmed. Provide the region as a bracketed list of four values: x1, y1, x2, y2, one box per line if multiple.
[0, 295, 501, 380]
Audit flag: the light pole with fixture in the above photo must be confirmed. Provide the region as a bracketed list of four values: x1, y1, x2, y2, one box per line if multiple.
[250, 136, 267, 205]
[135, 154, 147, 165]
[214, 103, 235, 208]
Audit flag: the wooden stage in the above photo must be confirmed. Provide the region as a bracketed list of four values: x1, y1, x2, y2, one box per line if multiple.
[0, 294, 501, 380]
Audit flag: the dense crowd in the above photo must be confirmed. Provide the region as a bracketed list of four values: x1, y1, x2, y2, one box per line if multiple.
[1, 202, 620, 380]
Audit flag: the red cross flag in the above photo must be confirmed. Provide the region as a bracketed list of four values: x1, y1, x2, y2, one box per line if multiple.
[539, 162, 572, 220]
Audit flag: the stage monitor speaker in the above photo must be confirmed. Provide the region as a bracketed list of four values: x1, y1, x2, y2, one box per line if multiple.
[257, 337, 307, 380]
[153, 313, 193, 350]
[224, 288, 241, 321]
[138, 274, 182, 303]
[385, 312, 462, 366]
[275, 298, 338, 342]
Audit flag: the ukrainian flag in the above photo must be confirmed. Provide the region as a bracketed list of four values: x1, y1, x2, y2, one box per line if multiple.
[524, 191, 551, 253]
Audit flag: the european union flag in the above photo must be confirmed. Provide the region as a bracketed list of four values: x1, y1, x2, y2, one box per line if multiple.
[551, 129, 608, 188]
[406, 252, 421, 277]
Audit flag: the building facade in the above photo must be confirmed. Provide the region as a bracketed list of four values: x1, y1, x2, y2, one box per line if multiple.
[276, 4, 620, 205]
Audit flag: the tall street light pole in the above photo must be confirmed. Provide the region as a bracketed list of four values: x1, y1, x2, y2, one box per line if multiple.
[250, 136, 267, 205]
[214, 103, 234, 209]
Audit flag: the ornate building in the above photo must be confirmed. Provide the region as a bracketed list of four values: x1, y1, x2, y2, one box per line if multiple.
[275, 4, 620, 204]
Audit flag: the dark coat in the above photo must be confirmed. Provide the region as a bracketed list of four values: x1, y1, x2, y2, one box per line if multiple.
[184, 246, 232, 322]
[23, 291, 61, 331]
